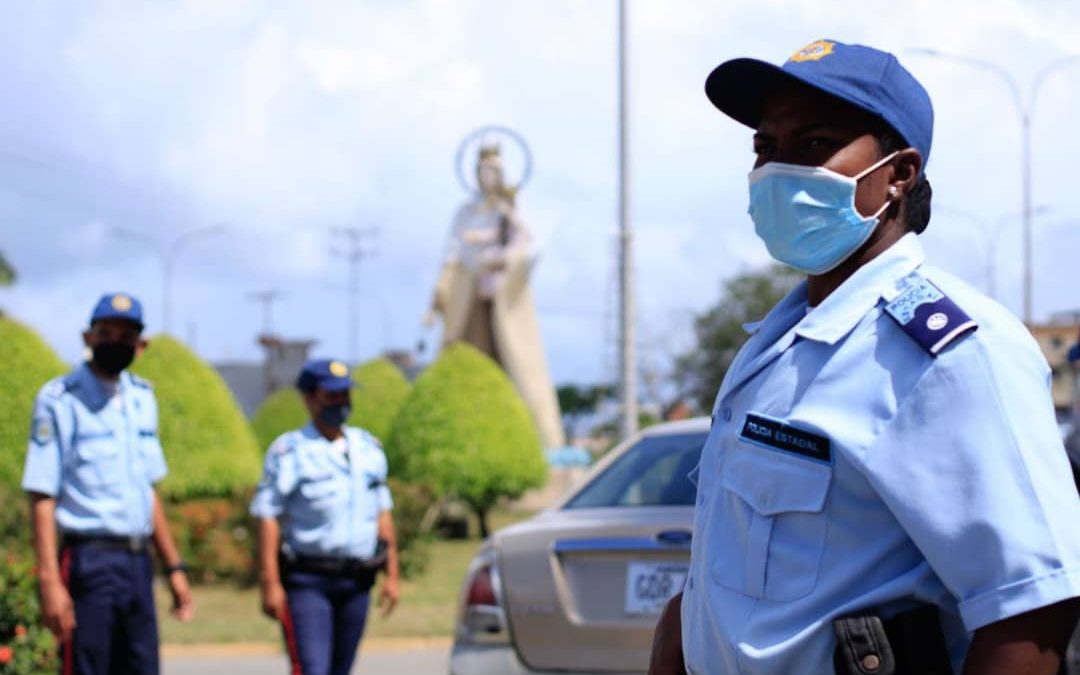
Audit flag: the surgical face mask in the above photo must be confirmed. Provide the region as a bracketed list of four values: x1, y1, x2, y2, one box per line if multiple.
[747, 152, 897, 275]
[318, 403, 351, 428]
[91, 342, 136, 376]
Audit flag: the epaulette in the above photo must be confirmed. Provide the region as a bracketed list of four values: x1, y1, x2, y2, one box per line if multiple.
[269, 433, 298, 456]
[884, 273, 977, 356]
[128, 373, 154, 390]
[42, 376, 73, 399]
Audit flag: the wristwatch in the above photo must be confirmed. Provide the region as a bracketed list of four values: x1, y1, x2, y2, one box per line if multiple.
[163, 561, 189, 576]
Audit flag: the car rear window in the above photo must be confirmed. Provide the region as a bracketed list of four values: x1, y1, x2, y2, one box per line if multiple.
[564, 432, 707, 509]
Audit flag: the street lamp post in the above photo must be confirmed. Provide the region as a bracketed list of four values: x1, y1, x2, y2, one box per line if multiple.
[617, 0, 638, 440]
[111, 224, 226, 334]
[909, 50, 1080, 324]
[937, 205, 1051, 300]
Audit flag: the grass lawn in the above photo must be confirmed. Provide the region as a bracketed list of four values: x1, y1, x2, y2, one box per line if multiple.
[158, 508, 533, 644]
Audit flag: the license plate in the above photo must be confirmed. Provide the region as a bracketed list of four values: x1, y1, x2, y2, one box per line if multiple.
[624, 562, 688, 615]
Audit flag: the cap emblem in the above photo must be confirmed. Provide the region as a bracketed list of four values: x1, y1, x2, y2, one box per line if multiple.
[789, 40, 835, 63]
[329, 361, 349, 377]
[111, 294, 133, 311]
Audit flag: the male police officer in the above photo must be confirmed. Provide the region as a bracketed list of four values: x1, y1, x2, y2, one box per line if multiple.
[649, 40, 1080, 675]
[251, 359, 400, 675]
[22, 293, 194, 675]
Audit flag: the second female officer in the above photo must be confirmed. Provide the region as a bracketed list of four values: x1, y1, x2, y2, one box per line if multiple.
[251, 359, 400, 675]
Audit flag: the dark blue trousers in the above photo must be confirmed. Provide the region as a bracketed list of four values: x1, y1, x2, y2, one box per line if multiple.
[281, 571, 371, 675]
[60, 544, 158, 675]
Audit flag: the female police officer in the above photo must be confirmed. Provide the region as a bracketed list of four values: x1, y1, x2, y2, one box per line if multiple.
[251, 359, 400, 675]
[649, 40, 1080, 675]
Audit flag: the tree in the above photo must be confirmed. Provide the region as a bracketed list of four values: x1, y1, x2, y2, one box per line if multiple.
[674, 264, 801, 412]
[387, 344, 546, 537]
[250, 387, 308, 453]
[348, 358, 412, 443]
[0, 316, 67, 491]
[131, 336, 261, 499]
[0, 251, 14, 286]
[556, 384, 611, 439]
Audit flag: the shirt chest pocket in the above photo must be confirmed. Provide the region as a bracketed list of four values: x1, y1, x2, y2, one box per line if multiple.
[73, 434, 124, 492]
[298, 473, 343, 511]
[709, 442, 832, 602]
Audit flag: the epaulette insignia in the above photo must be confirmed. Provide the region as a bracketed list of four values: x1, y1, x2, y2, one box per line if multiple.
[884, 274, 977, 356]
[43, 378, 70, 398]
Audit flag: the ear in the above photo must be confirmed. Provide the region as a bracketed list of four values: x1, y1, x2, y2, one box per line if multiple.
[889, 148, 922, 202]
[82, 330, 93, 348]
[136, 337, 149, 357]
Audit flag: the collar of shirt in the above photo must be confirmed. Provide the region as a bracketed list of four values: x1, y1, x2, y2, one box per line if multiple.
[73, 362, 131, 410]
[790, 232, 926, 345]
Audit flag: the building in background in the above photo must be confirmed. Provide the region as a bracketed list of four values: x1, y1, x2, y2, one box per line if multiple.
[1028, 315, 1080, 422]
[214, 335, 317, 416]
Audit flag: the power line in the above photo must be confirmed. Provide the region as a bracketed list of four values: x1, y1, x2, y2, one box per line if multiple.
[330, 226, 379, 363]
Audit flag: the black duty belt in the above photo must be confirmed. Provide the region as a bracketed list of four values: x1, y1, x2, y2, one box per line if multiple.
[282, 553, 378, 577]
[62, 533, 149, 553]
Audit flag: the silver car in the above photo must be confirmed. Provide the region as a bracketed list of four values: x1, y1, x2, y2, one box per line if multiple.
[450, 417, 709, 675]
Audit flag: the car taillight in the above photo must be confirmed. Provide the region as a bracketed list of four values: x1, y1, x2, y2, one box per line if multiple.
[457, 550, 508, 644]
[466, 564, 497, 607]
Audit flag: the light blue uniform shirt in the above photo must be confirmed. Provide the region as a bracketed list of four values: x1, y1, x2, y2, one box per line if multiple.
[250, 423, 394, 559]
[21, 363, 168, 537]
[681, 234, 1080, 675]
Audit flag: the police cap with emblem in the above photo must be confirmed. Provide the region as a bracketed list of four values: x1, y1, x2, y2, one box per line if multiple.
[90, 293, 145, 330]
[705, 39, 934, 171]
[296, 359, 354, 393]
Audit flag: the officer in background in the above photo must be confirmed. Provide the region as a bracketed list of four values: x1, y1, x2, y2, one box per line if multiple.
[649, 40, 1080, 675]
[251, 359, 400, 675]
[22, 293, 194, 675]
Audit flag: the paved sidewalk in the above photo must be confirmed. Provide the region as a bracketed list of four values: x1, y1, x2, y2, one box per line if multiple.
[162, 638, 450, 675]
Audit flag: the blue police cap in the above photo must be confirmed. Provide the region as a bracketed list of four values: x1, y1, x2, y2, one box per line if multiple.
[705, 39, 934, 170]
[296, 359, 353, 393]
[90, 293, 145, 329]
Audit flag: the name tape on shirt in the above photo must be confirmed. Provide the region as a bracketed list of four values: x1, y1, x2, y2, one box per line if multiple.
[740, 414, 831, 463]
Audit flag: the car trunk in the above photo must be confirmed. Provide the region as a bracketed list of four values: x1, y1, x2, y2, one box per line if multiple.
[496, 507, 693, 673]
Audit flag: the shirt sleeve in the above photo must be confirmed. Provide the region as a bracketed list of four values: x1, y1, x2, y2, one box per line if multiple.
[853, 335, 1080, 631]
[249, 436, 296, 518]
[21, 392, 63, 497]
[142, 393, 168, 483]
[375, 450, 393, 512]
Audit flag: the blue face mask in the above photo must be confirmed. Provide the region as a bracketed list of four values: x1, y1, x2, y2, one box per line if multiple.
[747, 153, 897, 275]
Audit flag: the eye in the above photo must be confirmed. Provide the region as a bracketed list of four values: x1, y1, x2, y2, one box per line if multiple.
[752, 140, 775, 157]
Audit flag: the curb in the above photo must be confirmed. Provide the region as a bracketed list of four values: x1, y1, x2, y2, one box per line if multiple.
[162, 636, 452, 659]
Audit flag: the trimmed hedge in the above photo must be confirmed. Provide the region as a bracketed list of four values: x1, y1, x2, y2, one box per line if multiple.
[387, 344, 546, 536]
[348, 358, 411, 443]
[251, 388, 308, 454]
[131, 336, 261, 499]
[0, 316, 67, 491]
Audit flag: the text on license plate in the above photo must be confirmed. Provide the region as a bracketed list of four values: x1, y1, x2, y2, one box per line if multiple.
[624, 561, 688, 615]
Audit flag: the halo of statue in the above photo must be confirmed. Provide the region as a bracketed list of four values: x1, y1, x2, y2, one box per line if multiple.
[454, 125, 533, 197]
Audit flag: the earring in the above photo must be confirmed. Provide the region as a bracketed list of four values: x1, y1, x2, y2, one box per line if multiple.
[888, 186, 900, 199]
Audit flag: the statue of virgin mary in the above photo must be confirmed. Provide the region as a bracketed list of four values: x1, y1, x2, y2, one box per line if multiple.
[427, 143, 565, 449]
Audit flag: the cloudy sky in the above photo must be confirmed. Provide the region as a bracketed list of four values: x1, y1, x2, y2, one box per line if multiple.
[2, 0, 1078, 400]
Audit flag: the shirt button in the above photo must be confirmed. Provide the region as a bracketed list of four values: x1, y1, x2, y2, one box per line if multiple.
[722, 407, 732, 422]
[861, 654, 881, 672]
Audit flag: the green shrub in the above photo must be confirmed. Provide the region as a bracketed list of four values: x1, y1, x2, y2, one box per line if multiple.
[0, 316, 68, 492]
[385, 478, 435, 579]
[131, 336, 261, 499]
[349, 358, 411, 444]
[387, 344, 546, 537]
[250, 388, 308, 454]
[166, 490, 257, 585]
[0, 550, 58, 675]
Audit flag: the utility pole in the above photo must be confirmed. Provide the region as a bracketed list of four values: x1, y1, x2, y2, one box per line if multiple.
[331, 227, 379, 363]
[617, 0, 638, 441]
[247, 290, 284, 336]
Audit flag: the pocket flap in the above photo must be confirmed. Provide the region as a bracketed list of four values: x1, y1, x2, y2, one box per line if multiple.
[721, 444, 831, 516]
